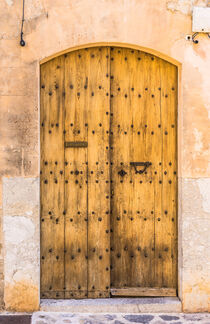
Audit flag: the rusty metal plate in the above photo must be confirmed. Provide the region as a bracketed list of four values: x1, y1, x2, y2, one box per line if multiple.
[65, 141, 88, 148]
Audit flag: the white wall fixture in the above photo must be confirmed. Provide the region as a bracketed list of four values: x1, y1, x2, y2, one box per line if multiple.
[192, 7, 210, 33]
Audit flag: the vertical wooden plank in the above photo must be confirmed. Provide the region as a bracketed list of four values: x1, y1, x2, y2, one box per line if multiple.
[110, 48, 156, 288]
[87, 47, 111, 298]
[40, 56, 65, 298]
[155, 60, 178, 289]
[110, 47, 135, 288]
[64, 50, 88, 298]
[140, 52, 162, 288]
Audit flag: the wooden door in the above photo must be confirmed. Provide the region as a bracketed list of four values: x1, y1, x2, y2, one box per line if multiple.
[110, 48, 177, 297]
[41, 47, 111, 298]
[40, 46, 177, 299]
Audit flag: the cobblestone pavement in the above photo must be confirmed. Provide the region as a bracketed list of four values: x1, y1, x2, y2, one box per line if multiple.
[32, 312, 210, 324]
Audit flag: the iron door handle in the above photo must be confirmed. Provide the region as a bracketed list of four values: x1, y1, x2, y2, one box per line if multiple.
[130, 162, 152, 174]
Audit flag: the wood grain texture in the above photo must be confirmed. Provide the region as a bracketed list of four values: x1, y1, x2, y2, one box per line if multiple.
[64, 50, 88, 298]
[111, 287, 177, 297]
[87, 47, 110, 298]
[155, 60, 178, 289]
[110, 49, 156, 288]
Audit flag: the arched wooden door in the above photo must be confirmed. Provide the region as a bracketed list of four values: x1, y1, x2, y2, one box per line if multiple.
[40, 46, 178, 299]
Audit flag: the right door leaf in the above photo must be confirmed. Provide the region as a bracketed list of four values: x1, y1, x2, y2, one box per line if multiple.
[110, 48, 177, 295]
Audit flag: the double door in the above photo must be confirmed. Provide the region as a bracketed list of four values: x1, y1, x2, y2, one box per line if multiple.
[40, 46, 177, 298]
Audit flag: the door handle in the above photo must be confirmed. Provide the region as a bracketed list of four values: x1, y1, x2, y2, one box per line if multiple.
[130, 162, 152, 174]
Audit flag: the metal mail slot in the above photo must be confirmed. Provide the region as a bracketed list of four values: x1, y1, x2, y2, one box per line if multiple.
[65, 141, 88, 148]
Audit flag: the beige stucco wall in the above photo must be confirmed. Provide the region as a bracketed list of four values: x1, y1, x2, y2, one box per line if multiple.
[0, 0, 210, 312]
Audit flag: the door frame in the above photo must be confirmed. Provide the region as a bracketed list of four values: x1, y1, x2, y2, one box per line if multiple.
[39, 42, 182, 300]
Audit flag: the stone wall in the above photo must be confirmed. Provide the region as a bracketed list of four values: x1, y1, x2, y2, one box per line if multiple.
[0, 0, 210, 312]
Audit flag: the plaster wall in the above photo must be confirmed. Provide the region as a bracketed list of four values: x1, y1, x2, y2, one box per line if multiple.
[0, 0, 210, 312]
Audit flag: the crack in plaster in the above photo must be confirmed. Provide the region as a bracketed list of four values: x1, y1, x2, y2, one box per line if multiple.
[166, 0, 208, 15]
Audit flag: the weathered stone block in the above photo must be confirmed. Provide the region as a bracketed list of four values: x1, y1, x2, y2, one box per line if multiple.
[181, 178, 210, 312]
[3, 177, 39, 312]
[3, 177, 39, 217]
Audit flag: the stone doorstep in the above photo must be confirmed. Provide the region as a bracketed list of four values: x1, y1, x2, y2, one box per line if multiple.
[40, 297, 182, 313]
